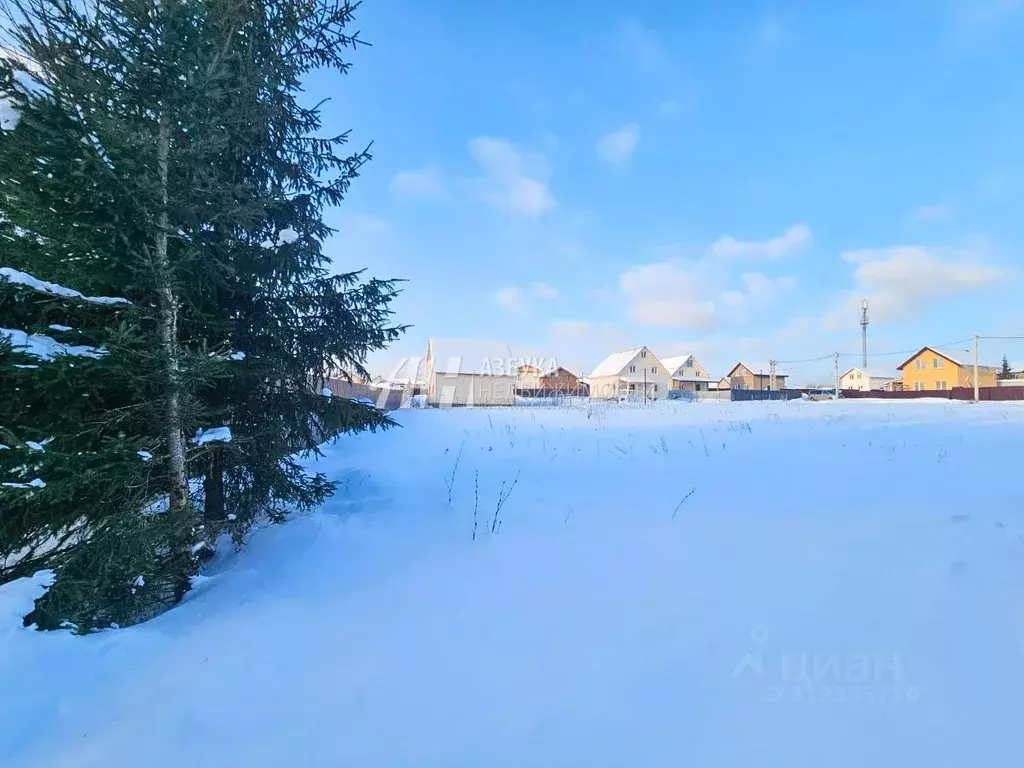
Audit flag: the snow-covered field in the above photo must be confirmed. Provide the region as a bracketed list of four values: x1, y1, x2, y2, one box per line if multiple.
[4, 399, 1024, 767]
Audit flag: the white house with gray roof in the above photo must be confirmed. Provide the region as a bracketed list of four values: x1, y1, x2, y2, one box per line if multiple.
[838, 367, 897, 392]
[587, 346, 670, 401]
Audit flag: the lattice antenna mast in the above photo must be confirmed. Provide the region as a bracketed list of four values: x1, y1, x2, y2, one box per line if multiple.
[861, 299, 869, 369]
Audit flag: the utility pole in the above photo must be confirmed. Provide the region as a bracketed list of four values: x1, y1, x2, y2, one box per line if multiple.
[834, 352, 840, 399]
[644, 367, 648, 404]
[860, 299, 869, 369]
[973, 335, 980, 403]
[769, 359, 777, 391]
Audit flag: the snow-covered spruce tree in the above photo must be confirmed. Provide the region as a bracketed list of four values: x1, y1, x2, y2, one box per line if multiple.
[1, 0, 403, 626]
[0, 1, 228, 629]
[0, 268, 200, 631]
[160, 0, 405, 540]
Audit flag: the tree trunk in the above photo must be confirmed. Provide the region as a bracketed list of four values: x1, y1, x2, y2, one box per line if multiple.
[155, 114, 190, 518]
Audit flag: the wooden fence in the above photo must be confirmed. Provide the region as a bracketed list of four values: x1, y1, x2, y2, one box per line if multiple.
[322, 378, 407, 410]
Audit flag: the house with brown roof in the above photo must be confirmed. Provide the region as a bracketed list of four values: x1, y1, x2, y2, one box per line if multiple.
[540, 366, 586, 393]
[897, 346, 998, 392]
[727, 362, 788, 391]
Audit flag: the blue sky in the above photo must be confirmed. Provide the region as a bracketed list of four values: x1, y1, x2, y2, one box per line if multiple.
[308, 0, 1024, 384]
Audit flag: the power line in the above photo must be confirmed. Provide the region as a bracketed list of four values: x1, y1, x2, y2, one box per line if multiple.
[776, 337, 976, 366]
[774, 353, 837, 364]
[841, 338, 974, 359]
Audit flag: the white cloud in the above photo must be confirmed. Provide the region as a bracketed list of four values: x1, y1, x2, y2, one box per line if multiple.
[495, 286, 525, 312]
[910, 203, 953, 223]
[389, 165, 445, 198]
[709, 223, 812, 260]
[618, 227, 801, 330]
[597, 124, 640, 167]
[468, 137, 554, 215]
[495, 282, 560, 313]
[721, 272, 797, 317]
[619, 262, 716, 330]
[548, 320, 628, 374]
[532, 282, 559, 300]
[822, 245, 1007, 329]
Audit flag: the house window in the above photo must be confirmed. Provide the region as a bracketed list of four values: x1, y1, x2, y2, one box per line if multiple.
[629, 383, 636, 391]
[641, 350, 647, 359]
[654, 384, 658, 392]
[915, 359, 925, 370]
[914, 382, 924, 391]
[937, 380, 947, 391]
[933, 358, 943, 369]
[685, 359, 693, 368]
[651, 366, 656, 373]
[629, 365, 636, 373]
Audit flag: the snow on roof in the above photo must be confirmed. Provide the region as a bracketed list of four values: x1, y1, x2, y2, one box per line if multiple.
[840, 367, 897, 380]
[590, 346, 645, 378]
[660, 355, 695, 375]
[1, 267, 131, 305]
[427, 338, 544, 377]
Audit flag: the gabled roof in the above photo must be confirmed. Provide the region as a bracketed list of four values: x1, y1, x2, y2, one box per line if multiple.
[727, 361, 787, 378]
[590, 346, 646, 378]
[840, 367, 897, 380]
[542, 365, 579, 378]
[896, 346, 966, 371]
[660, 354, 702, 376]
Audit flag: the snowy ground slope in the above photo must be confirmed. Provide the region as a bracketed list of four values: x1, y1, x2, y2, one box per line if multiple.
[4, 399, 1024, 767]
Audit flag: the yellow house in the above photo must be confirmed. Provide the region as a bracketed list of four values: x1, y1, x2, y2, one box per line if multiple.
[896, 346, 999, 392]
